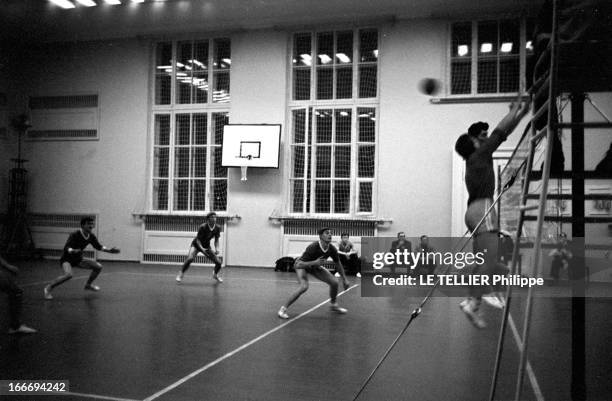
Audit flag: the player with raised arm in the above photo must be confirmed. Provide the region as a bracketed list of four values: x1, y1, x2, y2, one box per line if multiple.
[44, 216, 120, 300]
[277, 228, 350, 319]
[454, 96, 531, 328]
[176, 212, 223, 283]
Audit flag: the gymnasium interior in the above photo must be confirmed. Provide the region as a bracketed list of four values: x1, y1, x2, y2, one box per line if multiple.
[1, 0, 611, 400]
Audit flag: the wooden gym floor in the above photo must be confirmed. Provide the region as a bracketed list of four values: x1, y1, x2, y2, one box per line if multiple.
[1, 260, 611, 401]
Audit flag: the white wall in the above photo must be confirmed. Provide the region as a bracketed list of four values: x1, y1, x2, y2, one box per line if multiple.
[225, 29, 288, 267]
[16, 39, 149, 261]
[11, 31, 290, 267]
[378, 19, 529, 239]
[378, 20, 448, 238]
[9, 17, 610, 268]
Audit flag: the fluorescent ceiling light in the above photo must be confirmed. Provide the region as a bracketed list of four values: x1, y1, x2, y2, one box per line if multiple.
[501, 42, 513, 53]
[300, 54, 312, 66]
[104, 0, 121, 4]
[318, 54, 332, 64]
[526, 40, 533, 51]
[457, 45, 469, 56]
[222, 58, 232, 65]
[339, 111, 349, 117]
[480, 43, 492, 53]
[76, 0, 97, 5]
[336, 53, 351, 63]
[189, 59, 205, 68]
[49, 0, 76, 8]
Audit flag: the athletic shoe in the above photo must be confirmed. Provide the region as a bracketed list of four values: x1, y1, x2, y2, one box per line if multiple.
[277, 306, 289, 319]
[84, 284, 100, 291]
[330, 303, 347, 314]
[459, 297, 480, 311]
[213, 274, 223, 283]
[460, 298, 486, 329]
[176, 273, 183, 283]
[483, 293, 505, 309]
[334, 272, 341, 277]
[356, 272, 361, 278]
[8, 324, 37, 335]
[43, 285, 53, 300]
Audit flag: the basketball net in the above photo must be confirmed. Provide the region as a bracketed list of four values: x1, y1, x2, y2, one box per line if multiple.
[241, 165, 248, 181]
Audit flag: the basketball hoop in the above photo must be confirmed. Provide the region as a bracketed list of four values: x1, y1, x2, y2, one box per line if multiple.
[221, 125, 282, 182]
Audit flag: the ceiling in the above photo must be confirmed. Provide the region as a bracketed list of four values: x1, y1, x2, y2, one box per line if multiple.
[1, 0, 540, 44]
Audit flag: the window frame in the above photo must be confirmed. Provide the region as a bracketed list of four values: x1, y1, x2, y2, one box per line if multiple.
[149, 110, 228, 213]
[447, 18, 532, 98]
[149, 38, 230, 214]
[287, 27, 380, 218]
[287, 104, 378, 218]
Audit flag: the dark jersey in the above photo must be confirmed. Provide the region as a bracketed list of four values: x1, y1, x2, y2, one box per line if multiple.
[338, 241, 354, 253]
[298, 241, 340, 265]
[192, 223, 221, 250]
[60, 230, 103, 264]
[465, 128, 507, 205]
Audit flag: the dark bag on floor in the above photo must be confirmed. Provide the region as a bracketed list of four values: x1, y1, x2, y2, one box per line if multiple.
[275, 256, 295, 272]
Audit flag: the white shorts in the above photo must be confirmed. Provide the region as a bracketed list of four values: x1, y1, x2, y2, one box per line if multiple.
[465, 198, 498, 235]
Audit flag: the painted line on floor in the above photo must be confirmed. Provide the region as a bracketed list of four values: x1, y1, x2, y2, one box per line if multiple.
[63, 391, 139, 401]
[143, 284, 359, 401]
[21, 275, 89, 288]
[111, 271, 329, 285]
[507, 313, 544, 401]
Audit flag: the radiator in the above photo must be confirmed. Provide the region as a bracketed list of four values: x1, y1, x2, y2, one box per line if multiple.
[29, 213, 98, 260]
[141, 215, 228, 266]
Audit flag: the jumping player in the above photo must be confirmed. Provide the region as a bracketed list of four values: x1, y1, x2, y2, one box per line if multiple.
[454, 96, 531, 328]
[1, 255, 36, 334]
[176, 212, 223, 283]
[277, 228, 350, 319]
[44, 216, 120, 300]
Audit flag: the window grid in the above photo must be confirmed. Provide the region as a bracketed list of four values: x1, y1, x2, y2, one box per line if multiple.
[450, 19, 531, 96]
[289, 106, 377, 216]
[358, 29, 378, 99]
[152, 114, 171, 210]
[151, 38, 230, 213]
[212, 38, 231, 104]
[289, 28, 378, 217]
[151, 111, 228, 212]
[292, 29, 378, 103]
[154, 39, 231, 107]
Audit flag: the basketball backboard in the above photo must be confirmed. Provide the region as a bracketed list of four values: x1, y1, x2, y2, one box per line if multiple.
[221, 124, 281, 168]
